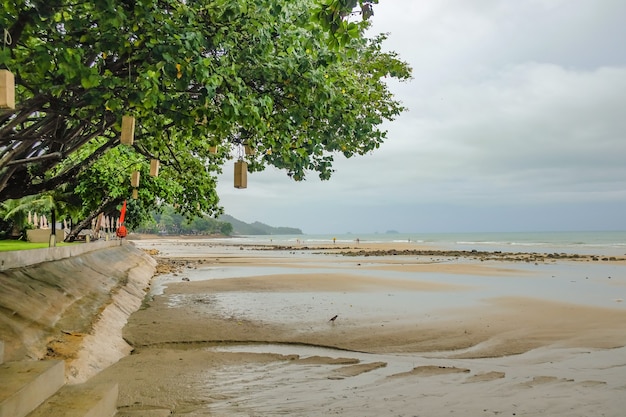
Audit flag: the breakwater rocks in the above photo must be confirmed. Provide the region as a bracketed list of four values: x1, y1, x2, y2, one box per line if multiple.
[336, 249, 623, 263]
[255, 245, 624, 263]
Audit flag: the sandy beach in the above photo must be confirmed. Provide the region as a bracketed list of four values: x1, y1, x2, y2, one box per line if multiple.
[89, 236, 626, 416]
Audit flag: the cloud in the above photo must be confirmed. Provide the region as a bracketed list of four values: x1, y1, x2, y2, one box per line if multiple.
[216, 1, 626, 233]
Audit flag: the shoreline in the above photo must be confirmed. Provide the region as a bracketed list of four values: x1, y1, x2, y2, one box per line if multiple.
[129, 245, 626, 357]
[129, 232, 626, 262]
[87, 237, 626, 415]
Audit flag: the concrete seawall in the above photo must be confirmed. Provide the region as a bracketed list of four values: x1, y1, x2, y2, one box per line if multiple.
[0, 239, 125, 271]
[0, 241, 156, 383]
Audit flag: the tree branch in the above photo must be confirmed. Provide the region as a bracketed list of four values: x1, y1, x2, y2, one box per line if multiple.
[65, 196, 120, 242]
[6, 152, 62, 166]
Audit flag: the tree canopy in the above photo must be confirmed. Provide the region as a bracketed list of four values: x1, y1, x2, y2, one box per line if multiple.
[0, 0, 410, 236]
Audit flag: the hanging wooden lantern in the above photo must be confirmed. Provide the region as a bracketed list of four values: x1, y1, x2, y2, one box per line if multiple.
[121, 115, 135, 145]
[132, 188, 138, 199]
[150, 159, 160, 177]
[131, 170, 140, 187]
[234, 160, 247, 189]
[244, 144, 255, 156]
[0, 70, 15, 110]
[209, 146, 217, 154]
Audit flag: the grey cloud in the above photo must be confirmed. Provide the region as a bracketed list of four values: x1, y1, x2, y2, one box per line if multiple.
[216, 1, 626, 233]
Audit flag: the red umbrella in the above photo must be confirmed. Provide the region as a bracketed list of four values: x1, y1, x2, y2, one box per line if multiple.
[119, 200, 127, 223]
[116, 200, 128, 238]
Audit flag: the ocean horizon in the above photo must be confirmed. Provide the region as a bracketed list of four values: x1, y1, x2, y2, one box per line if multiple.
[222, 230, 626, 256]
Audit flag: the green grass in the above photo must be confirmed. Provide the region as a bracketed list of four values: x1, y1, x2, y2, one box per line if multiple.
[0, 240, 78, 252]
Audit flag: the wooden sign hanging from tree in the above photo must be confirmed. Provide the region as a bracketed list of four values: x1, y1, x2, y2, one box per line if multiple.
[0, 70, 15, 109]
[234, 160, 247, 189]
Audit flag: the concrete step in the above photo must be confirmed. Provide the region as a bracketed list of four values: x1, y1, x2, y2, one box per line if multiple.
[28, 381, 118, 417]
[0, 359, 65, 417]
[116, 408, 172, 417]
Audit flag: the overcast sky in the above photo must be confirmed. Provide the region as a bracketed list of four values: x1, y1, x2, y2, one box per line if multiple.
[215, 0, 626, 234]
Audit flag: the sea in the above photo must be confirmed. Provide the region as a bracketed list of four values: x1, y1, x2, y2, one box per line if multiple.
[219, 230, 626, 256]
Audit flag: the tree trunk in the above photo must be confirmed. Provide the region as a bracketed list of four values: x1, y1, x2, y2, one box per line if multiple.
[50, 209, 56, 247]
[65, 197, 116, 242]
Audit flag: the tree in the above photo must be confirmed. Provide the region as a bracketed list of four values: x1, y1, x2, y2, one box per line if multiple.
[1, 0, 411, 228]
[134, 205, 232, 235]
[219, 221, 233, 236]
[0, 197, 32, 238]
[0, 185, 80, 239]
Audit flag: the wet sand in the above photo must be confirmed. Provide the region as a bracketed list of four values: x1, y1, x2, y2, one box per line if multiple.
[91, 237, 626, 416]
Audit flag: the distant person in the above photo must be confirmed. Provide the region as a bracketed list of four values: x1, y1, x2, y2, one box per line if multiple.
[356, 238, 360, 244]
[333, 237, 336, 244]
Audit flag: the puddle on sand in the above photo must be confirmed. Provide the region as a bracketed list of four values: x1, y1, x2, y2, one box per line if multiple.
[189, 343, 626, 417]
[198, 343, 457, 416]
[164, 289, 476, 332]
[156, 261, 626, 315]
[159, 263, 626, 333]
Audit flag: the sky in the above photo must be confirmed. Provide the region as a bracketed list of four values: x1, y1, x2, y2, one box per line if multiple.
[215, 0, 626, 234]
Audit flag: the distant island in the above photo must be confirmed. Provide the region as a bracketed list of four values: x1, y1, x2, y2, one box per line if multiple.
[219, 215, 303, 235]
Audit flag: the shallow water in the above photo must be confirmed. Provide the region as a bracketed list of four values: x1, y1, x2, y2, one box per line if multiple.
[199, 343, 626, 417]
[122, 240, 626, 416]
[156, 257, 626, 328]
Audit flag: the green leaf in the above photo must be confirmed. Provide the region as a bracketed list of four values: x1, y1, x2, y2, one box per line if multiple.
[0, 0, 410, 222]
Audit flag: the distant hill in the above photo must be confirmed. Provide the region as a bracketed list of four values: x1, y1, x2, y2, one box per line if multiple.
[219, 214, 303, 235]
